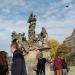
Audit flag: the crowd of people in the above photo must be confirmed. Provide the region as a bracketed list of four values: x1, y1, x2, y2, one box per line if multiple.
[33, 49, 68, 75]
[0, 42, 69, 75]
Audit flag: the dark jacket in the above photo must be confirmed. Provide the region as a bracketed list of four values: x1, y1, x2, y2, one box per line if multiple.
[37, 58, 46, 75]
[62, 59, 68, 69]
[11, 49, 27, 75]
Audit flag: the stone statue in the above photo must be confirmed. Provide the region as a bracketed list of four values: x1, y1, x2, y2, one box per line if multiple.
[11, 13, 50, 54]
[11, 13, 50, 75]
[11, 32, 29, 55]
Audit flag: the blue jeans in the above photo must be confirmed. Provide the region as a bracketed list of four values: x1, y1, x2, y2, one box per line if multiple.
[62, 69, 68, 75]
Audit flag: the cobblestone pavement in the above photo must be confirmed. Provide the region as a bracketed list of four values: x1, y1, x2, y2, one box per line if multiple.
[46, 66, 75, 75]
[68, 66, 75, 75]
[9, 66, 75, 75]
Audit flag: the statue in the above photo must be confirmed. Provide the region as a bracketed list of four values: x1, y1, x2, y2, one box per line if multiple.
[11, 13, 50, 55]
[11, 13, 50, 75]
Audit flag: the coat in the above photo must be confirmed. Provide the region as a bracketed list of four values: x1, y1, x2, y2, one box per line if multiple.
[54, 57, 62, 70]
[11, 50, 27, 75]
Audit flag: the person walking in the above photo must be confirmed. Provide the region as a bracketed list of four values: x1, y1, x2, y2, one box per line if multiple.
[11, 42, 27, 75]
[0, 51, 8, 75]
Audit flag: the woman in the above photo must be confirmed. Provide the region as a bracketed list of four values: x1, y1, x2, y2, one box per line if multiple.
[62, 58, 68, 75]
[33, 49, 46, 75]
[0, 51, 8, 75]
[54, 55, 62, 75]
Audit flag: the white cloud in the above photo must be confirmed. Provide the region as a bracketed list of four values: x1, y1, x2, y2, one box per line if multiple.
[62, 0, 72, 3]
[0, 0, 75, 55]
[0, 19, 29, 56]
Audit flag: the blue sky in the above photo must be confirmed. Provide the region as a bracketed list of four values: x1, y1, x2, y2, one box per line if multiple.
[0, 0, 75, 56]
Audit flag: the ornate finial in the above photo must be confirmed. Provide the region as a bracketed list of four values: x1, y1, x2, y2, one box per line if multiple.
[30, 12, 33, 17]
[28, 12, 36, 23]
[40, 27, 47, 38]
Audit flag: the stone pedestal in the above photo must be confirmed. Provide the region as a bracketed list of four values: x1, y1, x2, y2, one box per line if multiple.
[25, 51, 36, 75]
[25, 50, 50, 75]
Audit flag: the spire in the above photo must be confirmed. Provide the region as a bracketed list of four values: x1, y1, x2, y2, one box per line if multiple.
[28, 12, 36, 23]
[40, 27, 47, 38]
[30, 12, 33, 17]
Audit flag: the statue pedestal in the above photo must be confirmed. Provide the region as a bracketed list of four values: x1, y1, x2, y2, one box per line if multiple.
[25, 51, 36, 75]
[25, 50, 50, 75]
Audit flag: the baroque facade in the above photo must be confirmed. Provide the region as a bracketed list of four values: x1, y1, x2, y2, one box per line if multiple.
[64, 28, 75, 52]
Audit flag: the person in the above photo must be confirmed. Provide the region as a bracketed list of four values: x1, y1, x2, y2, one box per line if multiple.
[49, 56, 56, 75]
[11, 42, 27, 75]
[0, 51, 8, 75]
[61, 58, 68, 75]
[54, 55, 62, 75]
[34, 49, 47, 75]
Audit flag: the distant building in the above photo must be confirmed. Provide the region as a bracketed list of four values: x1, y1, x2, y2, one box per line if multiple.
[64, 28, 75, 52]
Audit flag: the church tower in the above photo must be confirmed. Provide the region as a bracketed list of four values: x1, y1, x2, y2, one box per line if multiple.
[28, 13, 36, 43]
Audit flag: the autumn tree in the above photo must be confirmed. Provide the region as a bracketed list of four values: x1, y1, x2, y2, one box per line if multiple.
[57, 43, 69, 57]
[48, 39, 60, 57]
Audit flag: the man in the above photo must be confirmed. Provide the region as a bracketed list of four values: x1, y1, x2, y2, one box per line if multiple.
[11, 43, 27, 75]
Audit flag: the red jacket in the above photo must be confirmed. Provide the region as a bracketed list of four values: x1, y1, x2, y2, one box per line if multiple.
[54, 57, 62, 70]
